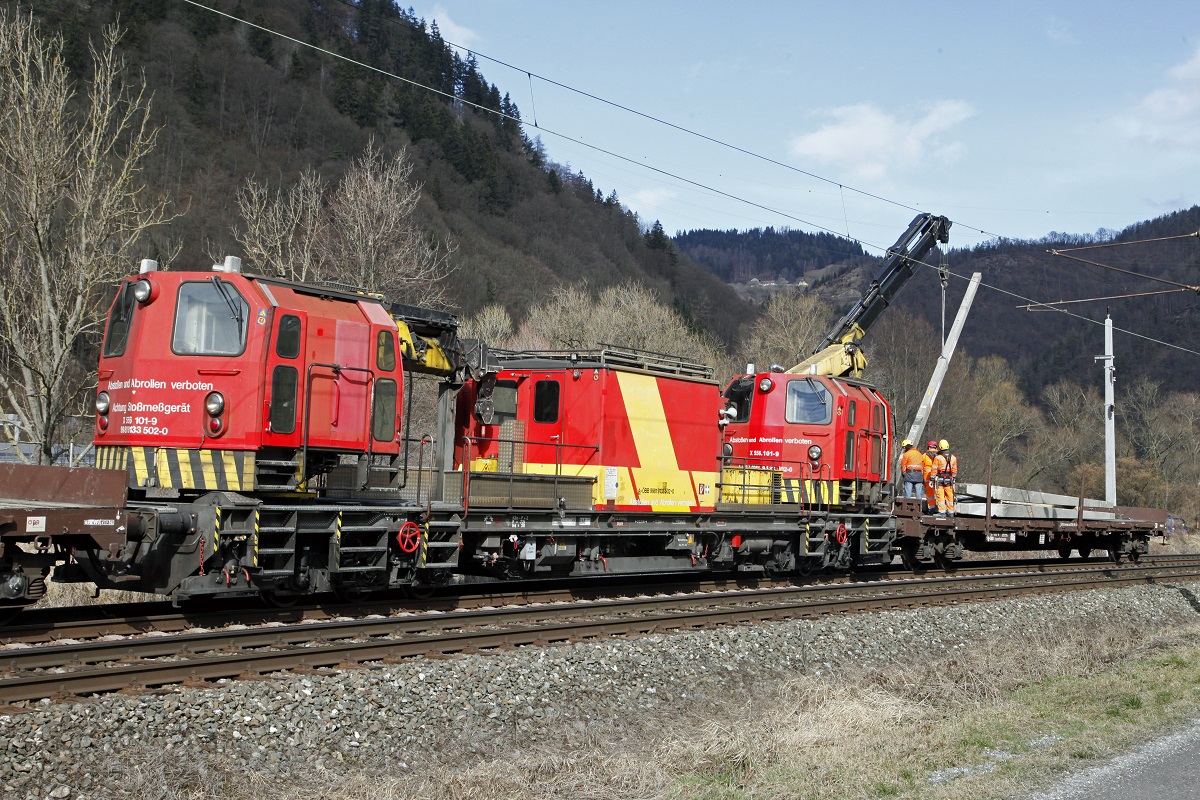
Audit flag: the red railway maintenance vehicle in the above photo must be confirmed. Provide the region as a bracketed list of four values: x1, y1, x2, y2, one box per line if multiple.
[0, 215, 1165, 618]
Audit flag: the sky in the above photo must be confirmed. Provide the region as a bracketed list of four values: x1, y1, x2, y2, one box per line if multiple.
[404, 0, 1200, 256]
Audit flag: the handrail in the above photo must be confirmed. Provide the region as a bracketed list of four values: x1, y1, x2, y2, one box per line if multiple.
[459, 433, 601, 514]
[717, 455, 833, 512]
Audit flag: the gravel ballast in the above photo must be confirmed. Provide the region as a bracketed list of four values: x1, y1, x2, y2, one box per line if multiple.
[3, 583, 1199, 798]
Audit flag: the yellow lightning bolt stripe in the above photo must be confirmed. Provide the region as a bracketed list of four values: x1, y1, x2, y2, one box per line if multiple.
[616, 372, 679, 469]
[614, 372, 697, 510]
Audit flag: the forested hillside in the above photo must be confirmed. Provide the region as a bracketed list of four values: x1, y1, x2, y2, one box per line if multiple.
[675, 227, 865, 283]
[22, 0, 752, 343]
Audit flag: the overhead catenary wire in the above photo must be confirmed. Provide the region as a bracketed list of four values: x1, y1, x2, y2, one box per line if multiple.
[919, 257, 1200, 358]
[1017, 288, 1193, 311]
[178, 0, 1200, 360]
[1048, 250, 1200, 293]
[1052, 231, 1200, 253]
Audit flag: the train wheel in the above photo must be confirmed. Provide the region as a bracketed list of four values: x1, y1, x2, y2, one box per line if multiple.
[899, 539, 921, 571]
[1078, 548, 1092, 559]
[1108, 548, 1123, 564]
[403, 568, 449, 600]
[334, 585, 372, 603]
[1057, 547, 1073, 559]
[260, 590, 302, 608]
[404, 583, 436, 600]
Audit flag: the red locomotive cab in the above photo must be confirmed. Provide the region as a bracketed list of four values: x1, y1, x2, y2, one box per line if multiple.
[93, 258, 404, 495]
[720, 371, 893, 508]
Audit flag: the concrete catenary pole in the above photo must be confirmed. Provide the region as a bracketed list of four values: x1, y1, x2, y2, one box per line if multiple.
[1096, 312, 1117, 506]
[905, 273, 982, 448]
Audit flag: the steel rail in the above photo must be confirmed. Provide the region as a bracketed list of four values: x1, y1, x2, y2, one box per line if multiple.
[1, 561, 1198, 705]
[8, 556, 1196, 645]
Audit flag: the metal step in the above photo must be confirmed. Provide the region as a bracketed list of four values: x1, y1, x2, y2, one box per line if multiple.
[257, 548, 295, 556]
[339, 546, 386, 554]
[335, 565, 385, 573]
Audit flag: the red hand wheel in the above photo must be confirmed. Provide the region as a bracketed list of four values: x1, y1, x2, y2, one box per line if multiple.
[397, 521, 421, 554]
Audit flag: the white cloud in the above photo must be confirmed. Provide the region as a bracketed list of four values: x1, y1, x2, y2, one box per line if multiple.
[626, 186, 680, 219]
[787, 101, 975, 182]
[1044, 17, 1078, 46]
[1121, 45, 1200, 151]
[428, 4, 480, 49]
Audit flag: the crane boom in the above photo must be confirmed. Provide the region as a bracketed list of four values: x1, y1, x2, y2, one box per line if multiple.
[787, 212, 951, 377]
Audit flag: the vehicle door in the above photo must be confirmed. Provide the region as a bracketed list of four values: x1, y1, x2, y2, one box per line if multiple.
[262, 310, 307, 448]
[523, 372, 565, 474]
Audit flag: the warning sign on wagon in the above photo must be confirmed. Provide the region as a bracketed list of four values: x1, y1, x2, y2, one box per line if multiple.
[26, 516, 46, 533]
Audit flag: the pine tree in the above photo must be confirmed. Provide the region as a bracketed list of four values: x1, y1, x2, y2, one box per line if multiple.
[247, 14, 275, 65]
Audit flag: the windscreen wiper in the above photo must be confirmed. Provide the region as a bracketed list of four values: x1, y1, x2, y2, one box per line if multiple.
[211, 276, 243, 336]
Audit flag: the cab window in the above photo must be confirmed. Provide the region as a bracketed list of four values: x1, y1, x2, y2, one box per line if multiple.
[533, 380, 560, 423]
[269, 366, 298, 434]
[784, 379, 832, 425]
[722, 377, 753, 423]
[376, 330, 396, 372]
[276, 314, 301, 359]
[172, 280, 249, 356]
[373, 378, 397, 441]
[102, 282, 136, 358]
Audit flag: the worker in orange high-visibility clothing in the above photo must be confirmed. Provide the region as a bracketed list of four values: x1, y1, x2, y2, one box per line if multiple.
[922, 440, 938, 513]
[933, 439, 959, 518]
[899, 440, 924, 499]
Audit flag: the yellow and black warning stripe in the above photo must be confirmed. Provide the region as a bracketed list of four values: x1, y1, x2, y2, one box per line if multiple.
[333, 511, 343, 568]
[778, 478, 840, 507]
[97, 446, 255, 491]
[251, 509, 260, 567]
[96, 445, 129, 471]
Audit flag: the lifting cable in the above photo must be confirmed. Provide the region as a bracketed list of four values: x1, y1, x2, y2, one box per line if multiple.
[939, 250, 949, 346]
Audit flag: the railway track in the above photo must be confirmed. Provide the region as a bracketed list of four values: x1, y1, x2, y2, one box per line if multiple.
[2, 556, 1181, 645]
[2, 557, 1199, 707]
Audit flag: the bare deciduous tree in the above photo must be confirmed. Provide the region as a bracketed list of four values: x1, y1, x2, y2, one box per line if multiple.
[234, 168, 323, 282]
[730, 291, 834, 377]
[0, 14, 170, 463]
[461, 304, 515, 347]
[519, 282, 725, 367]
[235, 140, 455, 306]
